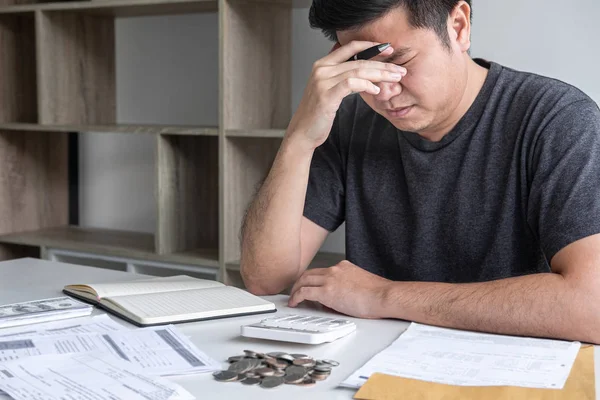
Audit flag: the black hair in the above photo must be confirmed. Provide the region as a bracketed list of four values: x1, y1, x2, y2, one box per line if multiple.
[309, 0, 472, 47]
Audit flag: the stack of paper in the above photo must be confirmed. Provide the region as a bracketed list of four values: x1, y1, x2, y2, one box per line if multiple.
[354, 346, 595, 400]
[0, 297, 93, 329]
[343, 323, 581, 390]
[0, 314, 221, 399]
[0, 354, 195, 400]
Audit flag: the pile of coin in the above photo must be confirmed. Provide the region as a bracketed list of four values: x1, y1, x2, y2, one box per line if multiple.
[213, 350, 340, 389]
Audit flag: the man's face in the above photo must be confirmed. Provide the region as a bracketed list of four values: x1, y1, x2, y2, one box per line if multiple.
[337, 7, 470, 137]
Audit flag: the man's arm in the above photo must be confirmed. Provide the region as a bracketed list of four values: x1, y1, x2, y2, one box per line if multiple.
[289, 233, 600, 344]
[240, 41, 406, 295]
[239, 138, 328, 295]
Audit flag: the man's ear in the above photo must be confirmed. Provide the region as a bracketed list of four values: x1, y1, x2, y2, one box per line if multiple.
[449, 1, 472, 52]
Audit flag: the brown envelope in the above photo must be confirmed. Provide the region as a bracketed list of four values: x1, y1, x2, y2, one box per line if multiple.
[354, 346, 595, 400]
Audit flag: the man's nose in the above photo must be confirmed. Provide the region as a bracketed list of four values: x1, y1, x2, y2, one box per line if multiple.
[374, 82, 403, 102]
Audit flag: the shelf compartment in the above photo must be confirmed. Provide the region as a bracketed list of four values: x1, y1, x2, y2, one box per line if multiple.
[0, 13, 37, 123]
[0, 0, 218, 16]
[157, 134, 219, 257]
[36, 10, 115, 125]
[0, 123, 219, 136]
[0, 130, 69, 263]
[222, 137, 281, 265]
[221, 0, 291, 131]
[0, 226, 220, 267]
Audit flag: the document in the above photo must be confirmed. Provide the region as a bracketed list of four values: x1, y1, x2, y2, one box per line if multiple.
[0, 353, 194, 400]
[343, 323, 580, 390]
[0, 325, 220, 376]
[0, 314, 126, 339]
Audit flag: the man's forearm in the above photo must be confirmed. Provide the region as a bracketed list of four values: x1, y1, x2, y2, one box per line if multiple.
[383, 273, 600, 343]
[240, 135, 314, 294]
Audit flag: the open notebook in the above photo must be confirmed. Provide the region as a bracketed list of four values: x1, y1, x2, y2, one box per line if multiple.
[63, 275, 276, 327]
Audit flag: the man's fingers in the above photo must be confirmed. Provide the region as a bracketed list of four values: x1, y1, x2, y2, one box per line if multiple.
[327, 78, 381, 100]
[289, 269, 328, 297]
[328, 60, 406, 77]
[288, 286, 322, 308]
[321, 41, 393, 66]
[328, 68, 405, 89]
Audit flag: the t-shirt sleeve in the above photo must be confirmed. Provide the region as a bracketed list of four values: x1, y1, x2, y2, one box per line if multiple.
[528, 99, 600, 261]
[303, 115, 346, 232]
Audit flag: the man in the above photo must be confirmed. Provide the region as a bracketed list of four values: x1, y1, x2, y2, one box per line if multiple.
[240, 0, 600, 343]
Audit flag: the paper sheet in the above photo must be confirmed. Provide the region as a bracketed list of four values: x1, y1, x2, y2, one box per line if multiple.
[343, 323, 580, 389]
[0, 353, 194, 400]
[0, 325, 220, 376]
[354, 346, 595, 400]
[0, 314, 127, 339]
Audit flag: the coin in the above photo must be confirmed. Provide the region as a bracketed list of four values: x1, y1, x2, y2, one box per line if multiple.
[255, 367, 275, 377]
[284, 366, 307, 384]
[293, 358, 316, 368]
[286, 365, 307, 375]
[228, 359, 253, 373]
[278, 354, 295, 363]
[228, 356, 245, 363]
[266, 358, 288, 369]
[267, 352, 287, 358]
[213, 371, 240, 382]
[244, 350, 259, 358]
[290, 353, 308, 359]
[313, 365, 332, 373]
[272, 370, 285, 377]
[320, 359, 340, 367]
[261, 376, 284, 389]
[241, 377, 262, 386]
[310, 371, 330, 381]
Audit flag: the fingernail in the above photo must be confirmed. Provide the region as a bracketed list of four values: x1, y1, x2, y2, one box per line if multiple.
[390, 73, 403, 80]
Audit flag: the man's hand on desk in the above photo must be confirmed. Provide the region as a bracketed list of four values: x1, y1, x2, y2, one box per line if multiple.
[287, 261, 393, 319]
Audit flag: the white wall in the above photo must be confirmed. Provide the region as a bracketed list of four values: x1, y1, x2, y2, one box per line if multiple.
[80, 2, 600, 254]
[471, 0, 599, 104]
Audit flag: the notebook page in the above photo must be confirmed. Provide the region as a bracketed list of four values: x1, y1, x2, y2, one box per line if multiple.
[72, 276, 224, 298]
[107, 287, 274, 321]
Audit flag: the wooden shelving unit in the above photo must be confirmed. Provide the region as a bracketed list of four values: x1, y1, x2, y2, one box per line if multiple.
[0, 0, 343, 286]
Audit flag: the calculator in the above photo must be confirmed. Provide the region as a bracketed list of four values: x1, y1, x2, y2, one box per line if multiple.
[240, 314, 357, 344]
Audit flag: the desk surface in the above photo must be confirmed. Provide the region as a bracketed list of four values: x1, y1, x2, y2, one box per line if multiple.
[0, 257, 413, 399]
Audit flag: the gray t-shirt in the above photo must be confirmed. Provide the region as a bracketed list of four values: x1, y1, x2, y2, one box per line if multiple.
[303, 59, 600, 283]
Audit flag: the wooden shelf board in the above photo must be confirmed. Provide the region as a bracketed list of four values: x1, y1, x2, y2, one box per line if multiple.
[226, 129, 286, 138]
[0, 123, 218, 136]
[164, 248, 220, 268]
[226, 251, 345, 272]
[0, 226, 219, 267]
[0, 0, 218, 16]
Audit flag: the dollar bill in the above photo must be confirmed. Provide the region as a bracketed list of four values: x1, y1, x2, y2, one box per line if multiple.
[0, 297, 91, 320]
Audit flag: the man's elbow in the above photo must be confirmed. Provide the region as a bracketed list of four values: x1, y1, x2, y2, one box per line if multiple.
[240, 262, 288, 296]
[566, 285, 600, 344]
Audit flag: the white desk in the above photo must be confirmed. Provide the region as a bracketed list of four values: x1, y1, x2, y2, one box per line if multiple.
[0, 258, 408, 399]
[1, 258, 598, 399]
